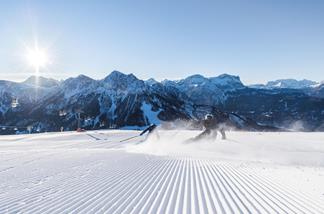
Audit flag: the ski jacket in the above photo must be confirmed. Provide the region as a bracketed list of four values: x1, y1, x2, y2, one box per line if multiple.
[203, 118, 218, 130]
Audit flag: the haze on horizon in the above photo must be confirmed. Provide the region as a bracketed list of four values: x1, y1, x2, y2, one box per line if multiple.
[0, 0, 324, 85]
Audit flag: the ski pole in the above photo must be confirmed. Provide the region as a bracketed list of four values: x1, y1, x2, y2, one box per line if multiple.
[119, 135, 140, 142]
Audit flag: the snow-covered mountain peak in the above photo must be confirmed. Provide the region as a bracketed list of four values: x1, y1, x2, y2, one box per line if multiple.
[104, 70, 138, 81]
[266, 79, 318, 89]
[23, 76, 59, 88]
[64, 74, 95, 86]
[158, 73, 244, 106]
[62, 74, 98, 97]
[179, 74, 207, 86]
[103, 71, 135, 83]
[174, 73, 244, 89]
[209, 74, 244, 88]
[103, 71, 146, 93]
[145, 78, 159, 86]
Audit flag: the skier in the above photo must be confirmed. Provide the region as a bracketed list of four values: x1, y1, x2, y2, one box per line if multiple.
[193, 114, 226, 141]
[140, 123, 160, 141]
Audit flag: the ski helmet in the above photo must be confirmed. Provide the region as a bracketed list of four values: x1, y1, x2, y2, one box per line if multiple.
[205, 114, 213, 120]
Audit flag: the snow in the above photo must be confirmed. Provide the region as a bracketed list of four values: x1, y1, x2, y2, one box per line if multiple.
[0, 130, 324, 213]
[209, 74, 243, 87]
[141, 102, 161, 125]
[273, 82, 282, 87]
[266, 79, 319, 89]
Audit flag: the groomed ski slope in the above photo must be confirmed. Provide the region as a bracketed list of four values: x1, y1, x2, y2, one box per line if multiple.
[0, 130, 324, 213]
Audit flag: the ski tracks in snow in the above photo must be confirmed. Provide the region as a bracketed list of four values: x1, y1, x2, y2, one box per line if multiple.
[1, 158, 323, 213]
[0, 132, 323, 213]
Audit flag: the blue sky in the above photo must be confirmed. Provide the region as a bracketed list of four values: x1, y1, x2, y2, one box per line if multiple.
[0, 0, 323, 84]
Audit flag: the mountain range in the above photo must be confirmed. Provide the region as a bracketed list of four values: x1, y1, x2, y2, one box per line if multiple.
[250, 79, 321, 89]
[1, 71, 324, 134]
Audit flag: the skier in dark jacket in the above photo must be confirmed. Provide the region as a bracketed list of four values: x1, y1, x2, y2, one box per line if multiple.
[193, 114, 226, 141]
[140, 123, 160, 140]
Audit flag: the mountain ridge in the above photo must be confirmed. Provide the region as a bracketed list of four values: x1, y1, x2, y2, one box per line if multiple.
[1, 71, 324, 133]
[8, 72, 324, 90]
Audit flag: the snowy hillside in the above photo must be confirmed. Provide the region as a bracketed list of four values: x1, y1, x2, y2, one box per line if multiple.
[0, 130, 323, 213]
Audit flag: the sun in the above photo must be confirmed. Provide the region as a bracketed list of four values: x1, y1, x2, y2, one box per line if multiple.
[25, 46, 49, 72]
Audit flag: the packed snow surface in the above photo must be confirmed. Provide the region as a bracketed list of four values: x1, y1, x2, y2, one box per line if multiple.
[0, 130, 324, 213]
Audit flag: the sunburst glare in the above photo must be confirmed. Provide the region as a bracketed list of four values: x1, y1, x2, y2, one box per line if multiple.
[25, 44, 50, 75]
